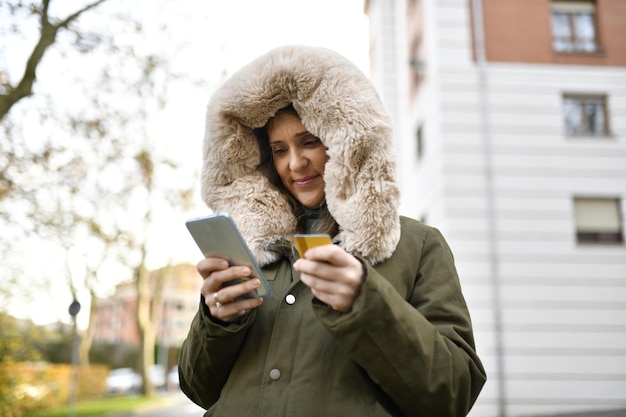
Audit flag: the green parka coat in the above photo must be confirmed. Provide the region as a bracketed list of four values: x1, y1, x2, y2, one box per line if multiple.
[179, 45, 486, 417]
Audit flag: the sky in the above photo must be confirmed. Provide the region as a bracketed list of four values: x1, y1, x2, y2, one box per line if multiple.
[2, 0, 371, 328]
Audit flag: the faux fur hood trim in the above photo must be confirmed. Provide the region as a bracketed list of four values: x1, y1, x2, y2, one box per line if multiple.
[201, 45, 400, 265]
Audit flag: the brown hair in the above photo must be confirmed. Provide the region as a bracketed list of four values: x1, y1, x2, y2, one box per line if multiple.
[255, 104, 338, 236]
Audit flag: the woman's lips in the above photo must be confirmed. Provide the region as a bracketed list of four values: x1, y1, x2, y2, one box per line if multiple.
[293, 175, 318, 186]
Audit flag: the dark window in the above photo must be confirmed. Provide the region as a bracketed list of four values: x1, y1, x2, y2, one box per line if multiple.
[563, 95, 608, 135]
[551, 1, 599, 53]
[416, 124, 423, 159]
[574, 197, 623, 244]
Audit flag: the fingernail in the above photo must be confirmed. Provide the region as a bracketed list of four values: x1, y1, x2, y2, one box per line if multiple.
[253, 279, 261, 288]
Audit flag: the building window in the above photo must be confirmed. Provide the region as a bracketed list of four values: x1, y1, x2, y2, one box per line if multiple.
[110, 317, 121, 329]
[416, 124, 423, 159]
[551, 1, 599, 53]
[406, 0, 424, 97]
[574, 197, 623, 244]
[563, 94, 608, 135]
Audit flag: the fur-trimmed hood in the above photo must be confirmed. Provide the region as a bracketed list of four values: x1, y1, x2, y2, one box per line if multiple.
[201, 45, 400, 266]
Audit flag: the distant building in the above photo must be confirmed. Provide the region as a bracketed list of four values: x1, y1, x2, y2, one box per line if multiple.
[365, 0, 626, 416]
[93, 263, 200, 347]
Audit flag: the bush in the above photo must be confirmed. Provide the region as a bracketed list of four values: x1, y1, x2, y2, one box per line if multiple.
[0, 362, 109, 417]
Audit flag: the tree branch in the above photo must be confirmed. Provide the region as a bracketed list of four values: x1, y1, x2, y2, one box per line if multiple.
[57, 0, 108, 29]
[0, 0, 109, 120]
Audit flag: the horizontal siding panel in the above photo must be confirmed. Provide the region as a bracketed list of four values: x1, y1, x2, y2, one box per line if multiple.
[498, 261, 626, 277]
[445, 185, 625, 199]
[472, 299, 626, 311]
[453, 251, 626, 268]
[443, 139, 626, 157]
[453, 256, 626, 277]
[506, 379, 626, 401]
[473, 322, 626, 334]
[505, 404, 626, 417]
[506, 356, 625, 376]
[503, 331, 626, 350]
[442, 121, 561, 135]
[443, 153, 626, 170]
[469, 309, 626, 331]
[490, 176, 626, 191]
[499, 285, 626, 303]
[500, 308, 626, 326]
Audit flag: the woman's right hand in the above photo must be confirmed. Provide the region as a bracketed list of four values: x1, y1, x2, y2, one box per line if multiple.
[197, 257, 264, 323]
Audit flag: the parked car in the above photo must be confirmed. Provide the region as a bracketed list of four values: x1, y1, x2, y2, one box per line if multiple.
[149, 364, 166, 390]
[106, 368, 141, 395]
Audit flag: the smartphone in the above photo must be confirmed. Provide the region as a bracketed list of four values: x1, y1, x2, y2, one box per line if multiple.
[293, 234, 332, 258]
[185, 212, 272, 298]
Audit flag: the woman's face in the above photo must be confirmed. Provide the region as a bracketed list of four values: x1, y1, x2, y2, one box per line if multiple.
[267, 111, 328, 209]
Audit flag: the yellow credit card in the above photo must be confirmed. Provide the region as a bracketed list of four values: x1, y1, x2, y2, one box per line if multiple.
[294, 234, 332, 258]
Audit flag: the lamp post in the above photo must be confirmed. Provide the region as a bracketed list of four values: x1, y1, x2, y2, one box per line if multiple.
[68, 299, 81, 417]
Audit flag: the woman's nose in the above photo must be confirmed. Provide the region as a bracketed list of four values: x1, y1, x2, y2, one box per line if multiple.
[289, 151, 307, 171]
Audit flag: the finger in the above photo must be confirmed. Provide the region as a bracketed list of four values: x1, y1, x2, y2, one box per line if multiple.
[295, 259, 335, 281]
[200, 266, 253, 307]
[197, 257, 229, 277]
[302, 245, 361, 272]
[210, 295, 264, 322]
[309, 287, 351, 313]
[212, 266, 251, 287]
[215, 277, 261, 302]
[297, 259, 361, 286]
[300, 272, 353, 297]
[201, 266, 251, 293]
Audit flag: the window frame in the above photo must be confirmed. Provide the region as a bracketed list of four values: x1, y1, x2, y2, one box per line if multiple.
[562, 94, 610, 137]
[415, 123, 423, 160]
[573, 197, 624, 245]
[551, 0, 600, 53]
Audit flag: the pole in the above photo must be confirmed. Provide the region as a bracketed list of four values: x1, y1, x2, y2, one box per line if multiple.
[470, 1, 507, 416]
[68, 299, 81, 417]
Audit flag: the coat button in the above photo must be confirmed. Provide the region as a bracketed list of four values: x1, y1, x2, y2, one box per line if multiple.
[269, 369, 281, 380]
[285, 294, 296, 305]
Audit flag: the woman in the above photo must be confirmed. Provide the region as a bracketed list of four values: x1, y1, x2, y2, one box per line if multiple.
[179, 45, 486, 417]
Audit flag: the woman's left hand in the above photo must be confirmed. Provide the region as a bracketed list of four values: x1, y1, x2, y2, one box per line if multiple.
[294, 244, 364, 312]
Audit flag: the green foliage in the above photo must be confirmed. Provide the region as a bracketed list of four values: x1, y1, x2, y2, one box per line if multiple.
[0, 313, 78, 365]
[89, 343, 140, 370]
[0, 363, 108, 417]
[0, 314, 42, 363]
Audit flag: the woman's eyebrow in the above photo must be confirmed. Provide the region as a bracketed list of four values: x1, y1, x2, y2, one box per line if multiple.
[269, 130, 311, 146]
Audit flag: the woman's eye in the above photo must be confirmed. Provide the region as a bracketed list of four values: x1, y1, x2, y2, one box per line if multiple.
[304, 138, 321, 147]
[272, 148, 287, 156]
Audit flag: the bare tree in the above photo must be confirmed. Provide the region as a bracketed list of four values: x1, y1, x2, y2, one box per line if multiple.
[1, 0, 113, 230]
[1, 0, 204, 397]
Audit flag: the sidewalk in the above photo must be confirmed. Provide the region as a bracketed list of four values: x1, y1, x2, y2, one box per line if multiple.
[104, 392, 182, 417]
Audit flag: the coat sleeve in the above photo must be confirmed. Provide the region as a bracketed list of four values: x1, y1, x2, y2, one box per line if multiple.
[314, 222, 487, 417]
[178, 296, 252, 409]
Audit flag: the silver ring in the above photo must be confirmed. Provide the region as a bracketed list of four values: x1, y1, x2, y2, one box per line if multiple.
[214, 292, 222, 308]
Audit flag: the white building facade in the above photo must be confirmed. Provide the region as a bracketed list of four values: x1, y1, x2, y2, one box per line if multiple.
[365, 0, 626, 416]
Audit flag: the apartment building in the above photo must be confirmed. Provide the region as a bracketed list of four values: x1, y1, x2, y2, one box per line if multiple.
[93, 263, 200, 347]
[365, 0, 626, 416]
